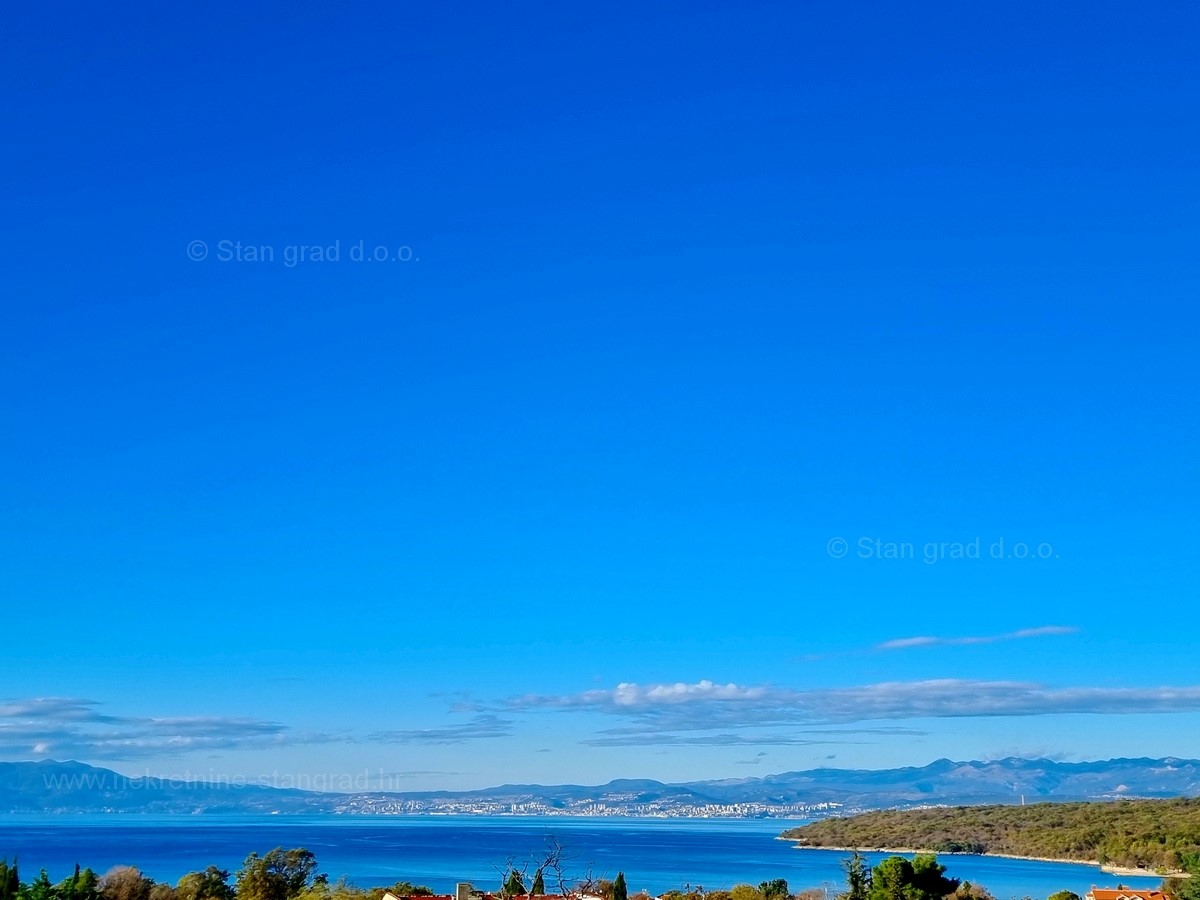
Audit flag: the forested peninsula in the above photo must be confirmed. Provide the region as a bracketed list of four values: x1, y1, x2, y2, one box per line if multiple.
[781, 799, 1200, 874]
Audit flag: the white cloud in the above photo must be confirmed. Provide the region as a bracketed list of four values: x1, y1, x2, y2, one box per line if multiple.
[874, 625, 1078, 652]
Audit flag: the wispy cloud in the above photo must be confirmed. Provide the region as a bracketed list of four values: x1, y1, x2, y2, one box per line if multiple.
[368, 714, 513, 745]
[503, 678, 1200, 746]
[874, 625, 1078, 652]
[735, 751, 769, 766]
[578, 724, 926, 748]
[582, 731, 858, 748]
[0, 697, 337, 760]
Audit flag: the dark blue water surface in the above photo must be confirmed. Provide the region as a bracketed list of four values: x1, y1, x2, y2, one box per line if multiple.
[0, 816, 1165, 899]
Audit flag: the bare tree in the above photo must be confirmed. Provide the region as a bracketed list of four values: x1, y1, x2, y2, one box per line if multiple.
[493, 833, 599, 899]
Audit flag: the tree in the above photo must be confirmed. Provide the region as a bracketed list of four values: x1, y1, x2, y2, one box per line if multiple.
[60, 868, 101, 900]
[148, 886, 176, 900]
[502, 872, 526, 899]
[0, 861, 20, 900]
[613, 873, 628, 900]
[760, 881, 790, 900]
[76, 870, 100, 900]
[1047, 893, 1080, 900]
[841, 854, 871, 900]
[910, 855, 958, 900]
[71, 868, 100, 900]
[731, 886, 761, 900]
[494, 834, 581, 900]
[871, 857, 920, 900]
[59, 865, 81, 900]
[99, 867, 155, 900]
[22, 870, 56, 900]
[867, 856, 957, 900]
[175, 869, 234, 900]
[58, 868, 100, 900]
[235, 850, 321, 900]
[1165, 874, 1200, 900]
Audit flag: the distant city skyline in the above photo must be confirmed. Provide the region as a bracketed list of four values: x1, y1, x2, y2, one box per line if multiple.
[3, 0, 1198, 791]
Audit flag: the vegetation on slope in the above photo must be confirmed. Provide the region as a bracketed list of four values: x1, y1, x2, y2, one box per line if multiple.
[781, 798, 1200, 873]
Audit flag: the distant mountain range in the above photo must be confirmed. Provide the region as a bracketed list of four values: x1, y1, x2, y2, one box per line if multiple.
[4, 757, 1200, 816]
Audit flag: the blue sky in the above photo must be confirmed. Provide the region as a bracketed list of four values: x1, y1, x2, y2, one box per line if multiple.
[2, 1, 1198, 790]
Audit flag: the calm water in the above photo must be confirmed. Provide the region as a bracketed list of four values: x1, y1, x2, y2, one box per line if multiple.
[0, 816, 1165, 899]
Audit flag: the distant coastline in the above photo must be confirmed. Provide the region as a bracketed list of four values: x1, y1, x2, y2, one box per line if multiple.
[8, 758, 1200, 822]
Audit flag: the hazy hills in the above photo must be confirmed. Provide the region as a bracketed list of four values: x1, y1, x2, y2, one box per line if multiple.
[682, 756, 1200, 806]
[3, 756, 1199, 815]
[0, 760, 325, 814]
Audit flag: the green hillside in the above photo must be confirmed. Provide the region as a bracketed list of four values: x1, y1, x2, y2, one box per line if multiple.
[781, 798, 1200, 873]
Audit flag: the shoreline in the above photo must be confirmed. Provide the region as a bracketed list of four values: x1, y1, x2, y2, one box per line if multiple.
[779, 841, 1187, 879]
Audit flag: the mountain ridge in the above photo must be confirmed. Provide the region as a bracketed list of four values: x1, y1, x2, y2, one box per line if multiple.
[4, 756, 1199, 815]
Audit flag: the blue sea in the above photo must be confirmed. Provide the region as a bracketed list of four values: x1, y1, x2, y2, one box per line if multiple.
[0, 816, 1165, 900]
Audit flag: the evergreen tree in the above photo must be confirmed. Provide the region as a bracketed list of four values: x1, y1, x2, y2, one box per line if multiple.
[23, 869, 55, 900]
[867, 857, 918, 900]
[910, 855, 958, 900]
[612, 873, 628, 900]
[0, 859, 20, 900]
[530, 872, 544, 897]
[501, 871, 526, 899]
[58, 865, 81, 900]
[841, 854, 871, 900]
[75, 871, 99, 900]
[867, 856, 958, 900]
